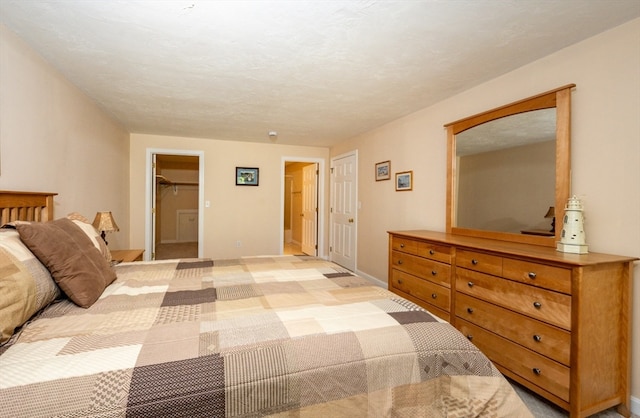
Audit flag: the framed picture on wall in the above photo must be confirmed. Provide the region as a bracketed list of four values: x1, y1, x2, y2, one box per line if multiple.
[395, 171, 413, 191]
[375, 160, 391, 181]
[236, 167, 259, 186]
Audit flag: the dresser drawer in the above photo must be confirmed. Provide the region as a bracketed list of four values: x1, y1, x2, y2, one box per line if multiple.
[417, 242, 452, 264]
[391, 270, 450, 312]
[456, 249, 502, 276]
[391, 251, 451, 288]
[456, 269, 571, 330]
[455, 293, 570, 365]
[457, 319, 570, 402]
[391, 236, 419, 255]
[503, 258, 571, 294]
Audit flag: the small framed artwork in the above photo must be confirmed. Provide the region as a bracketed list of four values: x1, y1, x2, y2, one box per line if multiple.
[395, 171, 413, 191]
[236, 167, 259, 186]
[375, 160, 391, 181]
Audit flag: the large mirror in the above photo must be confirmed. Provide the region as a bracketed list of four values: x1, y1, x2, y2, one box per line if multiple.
[445, 84, 575, 247]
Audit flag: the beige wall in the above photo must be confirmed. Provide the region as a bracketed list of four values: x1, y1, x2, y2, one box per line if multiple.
[331, 18, 640, 402]
[157, 168, 199, 242]
[158, 184, 199, 242]
[0, 25, 130, 250]
[457, 140, 556, 232]
[129, 134, 329, 259]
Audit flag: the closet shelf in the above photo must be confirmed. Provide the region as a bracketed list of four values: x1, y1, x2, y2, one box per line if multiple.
[156, 174, 198, 186]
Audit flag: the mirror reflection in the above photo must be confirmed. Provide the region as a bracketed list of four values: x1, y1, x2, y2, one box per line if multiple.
[445, 84, 574, 247]
[455, 108, 556, 235]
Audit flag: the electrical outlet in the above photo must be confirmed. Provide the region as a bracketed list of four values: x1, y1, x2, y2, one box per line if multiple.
[236, 240, 242, 247]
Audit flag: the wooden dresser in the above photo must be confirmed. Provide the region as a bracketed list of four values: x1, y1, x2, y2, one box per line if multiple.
[389, 233, 453, 321]
[388, 230, 637, 417]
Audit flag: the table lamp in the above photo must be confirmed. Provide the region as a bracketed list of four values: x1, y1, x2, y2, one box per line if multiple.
[92, 211, 119, 245]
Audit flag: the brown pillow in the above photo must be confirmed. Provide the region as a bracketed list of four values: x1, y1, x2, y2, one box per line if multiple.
[67, 214, 112, 262]
[16, 218, 116, 308]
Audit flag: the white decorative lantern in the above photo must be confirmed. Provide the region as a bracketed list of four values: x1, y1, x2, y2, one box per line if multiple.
[556, 196, 589, 254]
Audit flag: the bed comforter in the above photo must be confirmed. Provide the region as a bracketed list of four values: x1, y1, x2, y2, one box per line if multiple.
[0, 256, 531, 417]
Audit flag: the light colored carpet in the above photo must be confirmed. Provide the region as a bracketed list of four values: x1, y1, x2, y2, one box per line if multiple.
[155, 242, 198, 260]
[510, 379, 634, 418]
[283, 241, 305, 255]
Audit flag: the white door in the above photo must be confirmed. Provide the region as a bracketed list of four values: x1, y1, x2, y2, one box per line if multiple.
[330, 153, 357, 271]
[301, 163, 318, 256]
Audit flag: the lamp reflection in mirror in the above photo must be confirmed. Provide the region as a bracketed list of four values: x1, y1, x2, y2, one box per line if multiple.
[92, 212, 119, 246]
[544, 206, 555, 233]
[557, 196, 588, 254]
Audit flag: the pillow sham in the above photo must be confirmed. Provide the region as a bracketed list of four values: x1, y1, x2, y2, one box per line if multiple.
[0, 247, 37, 343]
[0, 228, 60, 344]
[16, 218, 116, 308]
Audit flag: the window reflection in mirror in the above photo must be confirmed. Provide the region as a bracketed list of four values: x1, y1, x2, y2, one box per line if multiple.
[455, 108, 556, 234]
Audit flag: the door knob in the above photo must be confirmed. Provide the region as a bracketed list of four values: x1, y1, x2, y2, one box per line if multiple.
[348, 218, 354, 223]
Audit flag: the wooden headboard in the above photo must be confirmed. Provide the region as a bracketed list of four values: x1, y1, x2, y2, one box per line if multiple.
[0, 191, 57, 224]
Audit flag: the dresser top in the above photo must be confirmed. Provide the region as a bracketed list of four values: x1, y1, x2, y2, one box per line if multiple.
[389, 230, 638, 267]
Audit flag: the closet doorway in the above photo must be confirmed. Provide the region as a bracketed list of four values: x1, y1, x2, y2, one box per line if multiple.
[283, 160, 320, 256]
[148, 151, 203, 260]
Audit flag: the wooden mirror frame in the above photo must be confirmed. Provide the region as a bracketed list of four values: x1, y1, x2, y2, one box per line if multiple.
[445, 84, 575, 247]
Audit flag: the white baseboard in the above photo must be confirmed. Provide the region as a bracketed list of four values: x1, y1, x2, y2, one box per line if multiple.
[355, 269, 387, 289]
[631, 395, 640, 416]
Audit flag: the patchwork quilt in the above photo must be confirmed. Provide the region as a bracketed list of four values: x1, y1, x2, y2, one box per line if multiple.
[0, 256, 531, 417]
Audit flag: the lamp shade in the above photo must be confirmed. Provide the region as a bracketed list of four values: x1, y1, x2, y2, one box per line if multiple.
[92, 212, 119, 234]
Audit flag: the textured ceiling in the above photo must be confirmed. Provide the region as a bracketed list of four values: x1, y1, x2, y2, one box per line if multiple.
[1, 0, 639, 147]
[456, 108, 556, 156]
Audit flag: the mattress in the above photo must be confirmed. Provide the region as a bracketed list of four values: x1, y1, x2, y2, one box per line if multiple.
[0, 255, 531, 417]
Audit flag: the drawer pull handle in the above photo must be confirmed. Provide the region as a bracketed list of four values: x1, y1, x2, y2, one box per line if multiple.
[429, 249, 435, 255]
[532, 368, 542, 376]
[528, 272, 537, 279]
[467, 307, 474, 314]
[471, 259, 479, 265]
[400, 243, 405, 248]
[397, 279, 403, 285]
[431, 270, 437, 276]
[431, 293, 437, 299]
[533, 335, 542, 342]
[533, 301, 542, 309]
[467, 281, 474, 288]
[398, 260, 403, 265]
[466, 334, 473, 341]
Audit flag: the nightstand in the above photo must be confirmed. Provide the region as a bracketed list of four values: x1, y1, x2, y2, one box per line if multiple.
[110, 249, 144, 263]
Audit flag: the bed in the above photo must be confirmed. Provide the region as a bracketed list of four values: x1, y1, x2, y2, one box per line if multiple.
[0, 191, 532, 417]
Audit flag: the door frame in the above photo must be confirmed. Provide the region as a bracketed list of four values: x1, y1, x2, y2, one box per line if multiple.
[329, 150, 358, 270]
[145, 148, 205, 261]
[280, 156, 325, 258]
